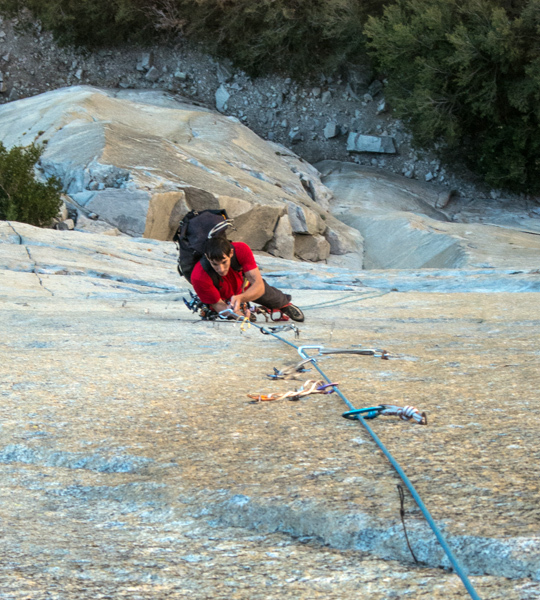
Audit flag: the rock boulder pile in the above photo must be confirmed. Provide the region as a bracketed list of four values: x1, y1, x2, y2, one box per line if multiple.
[0, 86, 361, 263]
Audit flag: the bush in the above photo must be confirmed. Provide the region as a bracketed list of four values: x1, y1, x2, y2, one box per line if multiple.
[170, 0, 374, 76]
[2, 0, 385, 76]
[1, 0, 152, 46]
[0, 142, 63, 227]
[364, 0, 540, 192]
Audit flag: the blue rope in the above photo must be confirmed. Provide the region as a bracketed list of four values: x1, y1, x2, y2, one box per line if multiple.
[260, 330, 481, 600]
[343, 407, 384, 420]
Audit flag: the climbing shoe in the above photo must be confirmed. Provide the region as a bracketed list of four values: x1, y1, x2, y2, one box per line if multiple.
[281, 303, 305, 322]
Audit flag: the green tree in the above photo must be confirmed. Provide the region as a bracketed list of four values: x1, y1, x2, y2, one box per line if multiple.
[365, 0, 540, 191]
[1, 0, 385, 75]
[172, 0, 371, 76]
[0, 142, 63, 227]
[1, 0, 151, 46]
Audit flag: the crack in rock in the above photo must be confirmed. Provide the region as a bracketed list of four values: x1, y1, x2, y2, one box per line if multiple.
[8, 221, 54, 296]
[203, 494, 540, 581]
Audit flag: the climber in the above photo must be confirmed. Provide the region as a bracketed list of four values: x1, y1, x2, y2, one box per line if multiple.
[190, 236, 304, 322]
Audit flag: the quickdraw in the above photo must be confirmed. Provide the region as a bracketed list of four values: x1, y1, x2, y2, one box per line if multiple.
[267, 357, 314, 380]
[239, 314, 252, 332]
[343, 404, 427, 425]
[211, 309, 480, 600]
[183, 291, 207, 315]
[260, 323, 300, 338]
[247, 379, 338, 402]
[183, 291, 224, 321]
[318, 347, 389, 360]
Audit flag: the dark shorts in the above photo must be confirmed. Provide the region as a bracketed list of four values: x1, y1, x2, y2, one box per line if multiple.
[253, 280, 291, 310]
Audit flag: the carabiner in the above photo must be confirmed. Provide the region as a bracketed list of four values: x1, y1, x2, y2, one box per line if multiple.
[342, 406, 384, 420]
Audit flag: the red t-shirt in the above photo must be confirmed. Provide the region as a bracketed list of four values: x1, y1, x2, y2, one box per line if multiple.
[190, 242, 258, 305]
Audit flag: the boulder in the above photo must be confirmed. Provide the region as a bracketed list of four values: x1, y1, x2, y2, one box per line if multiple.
[145, 66, 160, 82]
[324, 222, 363, 256]
[294, 234, 330, 262]
[368, 79, 383, 96]
[347, 133, 396, 154]
[266, 214, 295, 260]
[215, 84, 229, 112]
[0, 86, 348, 259]
[345, 63, 372, 95]
[139, 52, 153, 71]
[144, 191, 190, 241]
[57, 199, 69, 222]
[229, 204, 284, 251]
[268, 142, 333, 211]
[287, 203, 325, 236]
[83, 189, 152, 237]
[215, 195, 252, 219]
[216, 63, 233, 84]
[323, 122, 339, 139]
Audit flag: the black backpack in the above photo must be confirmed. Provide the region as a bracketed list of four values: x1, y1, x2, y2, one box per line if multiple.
[174, 209, 241, 287]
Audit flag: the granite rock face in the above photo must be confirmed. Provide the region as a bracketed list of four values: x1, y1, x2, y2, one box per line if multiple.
[0, 86, 360, 260]
[317, 160, 540, 269]
[1, 221, 540, 598]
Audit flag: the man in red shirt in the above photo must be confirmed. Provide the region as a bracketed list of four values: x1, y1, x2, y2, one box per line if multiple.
[190, 237, 304, 321]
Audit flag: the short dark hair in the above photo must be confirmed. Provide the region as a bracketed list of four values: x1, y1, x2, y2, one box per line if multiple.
[205, 236, 233, 261]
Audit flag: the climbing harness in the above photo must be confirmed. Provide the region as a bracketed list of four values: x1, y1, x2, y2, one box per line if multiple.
[343, 405, 427, 425]
[183, 291, 223, 321]
[183, 291, 295, 324]
[213, 307, 481, 600]
[247, 379, 338, 402]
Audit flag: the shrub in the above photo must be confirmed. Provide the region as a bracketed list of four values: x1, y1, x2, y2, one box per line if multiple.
[169, 0, 374, 76]
[364, 0, 540, 192]
[1, 0, 152, 46]
[2, 0, 385, 75]
[0, 142, 63, 227]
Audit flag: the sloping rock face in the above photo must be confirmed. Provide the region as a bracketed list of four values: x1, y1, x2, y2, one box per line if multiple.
[0, 86, 360, 263]
[1, 221, 540, 598]
[317, 160, 540, 269]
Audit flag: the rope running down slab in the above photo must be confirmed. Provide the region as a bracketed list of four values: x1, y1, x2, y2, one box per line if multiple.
[217, 308, 482, 600]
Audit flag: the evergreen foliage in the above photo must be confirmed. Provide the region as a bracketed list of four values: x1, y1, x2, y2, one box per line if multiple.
[0, 142, 63, 227]
[6, 0, 540, 190]
[1, 0, 382, 75]
[171, 0, 373, 76]
[365, 0, 540, 191]
[1, 0, 151, 46]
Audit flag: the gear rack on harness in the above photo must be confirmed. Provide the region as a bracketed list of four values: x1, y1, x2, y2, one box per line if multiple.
[183, 291, 296, 323]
